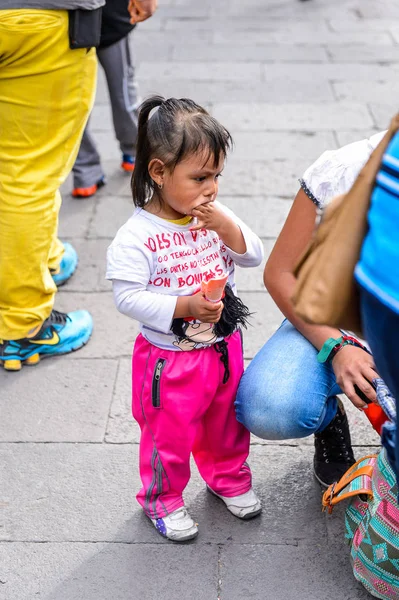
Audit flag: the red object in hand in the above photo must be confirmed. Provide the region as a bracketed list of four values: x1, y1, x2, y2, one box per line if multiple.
[364, 403, 388, 435]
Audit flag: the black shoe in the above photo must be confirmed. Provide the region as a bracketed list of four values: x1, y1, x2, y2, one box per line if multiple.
[313, 399, 356, 488]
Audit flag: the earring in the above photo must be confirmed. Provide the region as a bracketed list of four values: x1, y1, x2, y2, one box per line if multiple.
[158, 182, 163, 190]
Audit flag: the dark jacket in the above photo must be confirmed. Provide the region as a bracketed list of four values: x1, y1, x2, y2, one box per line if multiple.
[100, 0, 136, 48]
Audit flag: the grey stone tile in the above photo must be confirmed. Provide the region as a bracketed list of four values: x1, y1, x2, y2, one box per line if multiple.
[215, 30, 393, 46]
[57, 239, 112, 293]
[261, 63, 399, 82]
[359, 1, 399, 18]
[134, 40, 174, 63]
[0, 543, 218, 600]
[134, 28, 213, 48]
[0, 359, 116, 443]
[58, 191, 96, 240]
[88, 194, 135, 238]
[137, 61, 262, 81]
[230, 131, 337, 161]
[335, 129, 382, 148]
[219, 159, 307, 197]
[369, 103, 399, 129]
[220, 541, 372, 600]
[328, 17, 399, 31]
[138, 77, 334, 104]
[235, 241, 274, 293]
[171, 43, 329, 63]
[221, 196, 293, 237]
[240, 292, 284, 359]
[333, 81, 399, 104]
[328, 44, 399, 63]
[167, 18, 332, 33]
[0, 444, 326, 545]
[224, 0, 356, 20]
[105, 358, 140, 444]
[54, 293, 139, 359]
[213, 103, 374, 131]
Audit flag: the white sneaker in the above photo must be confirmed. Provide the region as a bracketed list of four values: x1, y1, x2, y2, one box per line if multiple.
[150, 507, 198, 542]
[208, 487, 262, 520]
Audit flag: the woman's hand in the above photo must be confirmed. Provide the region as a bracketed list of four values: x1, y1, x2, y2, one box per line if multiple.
[128, 0, 158, 24]
[331, 345, 379, 409]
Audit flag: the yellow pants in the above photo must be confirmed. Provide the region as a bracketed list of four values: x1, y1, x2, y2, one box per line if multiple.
[0, 10, 97, 340]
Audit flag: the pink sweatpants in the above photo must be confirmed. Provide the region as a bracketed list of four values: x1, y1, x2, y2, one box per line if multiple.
[132, 332, 252, 519]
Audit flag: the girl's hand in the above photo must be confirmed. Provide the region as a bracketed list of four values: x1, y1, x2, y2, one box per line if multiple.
[190, 202, 228, 233]
[188, 291, 223, 323]
[331, 345, 379, 409]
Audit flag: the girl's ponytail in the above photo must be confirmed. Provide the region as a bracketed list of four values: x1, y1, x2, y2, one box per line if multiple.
[132, 95, 165, 207]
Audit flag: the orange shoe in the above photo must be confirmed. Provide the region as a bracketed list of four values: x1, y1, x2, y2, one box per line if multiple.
[72, 177, 106, 198]
[121, 154, 135, 172]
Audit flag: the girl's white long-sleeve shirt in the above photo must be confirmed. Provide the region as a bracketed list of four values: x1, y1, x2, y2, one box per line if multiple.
[106, 202, 264, 351]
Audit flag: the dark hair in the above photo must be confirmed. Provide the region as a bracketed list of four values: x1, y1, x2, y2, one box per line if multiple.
[131, 95, 233, 207]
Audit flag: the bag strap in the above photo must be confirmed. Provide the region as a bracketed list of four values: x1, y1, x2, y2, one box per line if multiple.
[322, 454, 378, 514]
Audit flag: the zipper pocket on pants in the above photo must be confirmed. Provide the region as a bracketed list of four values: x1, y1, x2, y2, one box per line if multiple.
[152, 358, 166, 408]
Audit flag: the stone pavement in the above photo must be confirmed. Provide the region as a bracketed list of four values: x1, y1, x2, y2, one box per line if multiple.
[1, 0, 398, 598]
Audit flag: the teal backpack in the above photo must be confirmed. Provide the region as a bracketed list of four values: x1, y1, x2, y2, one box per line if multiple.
[323, 386, 399, 600]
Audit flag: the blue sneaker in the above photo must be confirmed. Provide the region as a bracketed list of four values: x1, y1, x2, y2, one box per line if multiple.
[121, 153, 135, 173]
[0, 309, 93, 371]
[51, 242, 78, 287]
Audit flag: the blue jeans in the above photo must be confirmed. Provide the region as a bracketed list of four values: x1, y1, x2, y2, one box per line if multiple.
[236, 320, 340, 439]
[360, 286, 398, 480]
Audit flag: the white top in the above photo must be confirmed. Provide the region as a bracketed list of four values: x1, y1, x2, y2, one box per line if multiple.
[106, 202, 264, 351]
[299, 131, 386, 208]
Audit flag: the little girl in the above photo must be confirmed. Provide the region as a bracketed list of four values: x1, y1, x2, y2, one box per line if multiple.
[106, 96, 264, 542]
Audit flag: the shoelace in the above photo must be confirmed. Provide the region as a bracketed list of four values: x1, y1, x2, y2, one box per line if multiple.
[47, 310, 70, 326]
[316, 413, 353, 464]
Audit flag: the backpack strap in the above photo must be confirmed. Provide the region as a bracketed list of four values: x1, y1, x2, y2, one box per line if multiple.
[322, 454, 378, 514]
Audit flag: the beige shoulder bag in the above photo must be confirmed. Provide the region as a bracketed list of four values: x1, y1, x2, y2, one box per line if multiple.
[292, 115, 399, 337]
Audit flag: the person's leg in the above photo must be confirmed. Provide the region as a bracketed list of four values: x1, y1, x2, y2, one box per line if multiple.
[193, 332, 252, 496]
[360, 286, 399, 480]
[132, 335, 219, 520]
[0, 10, 97, 342]
[72, 120, 105, 190]
[236, 320, 340, 440]
[97, 35, 139, 162]
[236, 320, 355, 486]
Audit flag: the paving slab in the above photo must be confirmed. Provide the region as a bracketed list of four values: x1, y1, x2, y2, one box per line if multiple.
[138, 61, 262, 82]
[0, 358, 116, 443]
[328, 44, 399, 63]
[54, 292, 139, 359]
[215, 30, 393, 46]
[219, 541, 372, 600]
[57, 239, 112, 293]
[221, 196, 293, 237]
[0, 444, 326, 546]
[0, 543, 219, 600]
[369, 102, 399, 129]
[138, 77, 334, 104]
[335, 129, 382, 148]
[170, 43, 329, 63]
[213, 102, 374, 132]
[58, 192, 96, 239]
[333, 80, 399, 104]
[88, 193, 134, 237]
